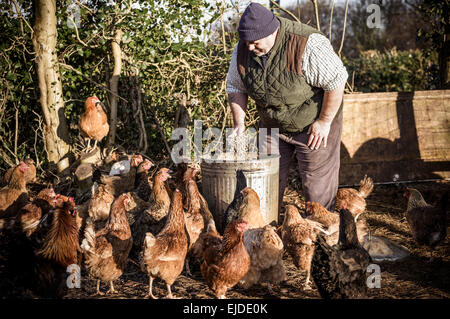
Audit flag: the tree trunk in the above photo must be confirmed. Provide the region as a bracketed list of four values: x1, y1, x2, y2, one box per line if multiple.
[107, 28, 123, 147]
[32, 0, 70, 173]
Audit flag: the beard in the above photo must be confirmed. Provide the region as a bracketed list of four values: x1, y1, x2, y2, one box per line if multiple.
[253, 49, 266, 56]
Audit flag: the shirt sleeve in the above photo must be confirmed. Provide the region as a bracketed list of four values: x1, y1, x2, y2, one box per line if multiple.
[302, 33, 348, 92]
[226, 44, 248, 95]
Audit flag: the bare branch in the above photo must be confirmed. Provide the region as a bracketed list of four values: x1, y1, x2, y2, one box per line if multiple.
[270, 0, 300, 23]
[329, 0, 335, 42]
[338, 0, 349, 57]
[311, 0, 320, 31]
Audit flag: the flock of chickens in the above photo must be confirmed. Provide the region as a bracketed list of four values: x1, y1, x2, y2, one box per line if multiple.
[0, 96, 447, 299]
[0, 154, 447, 299]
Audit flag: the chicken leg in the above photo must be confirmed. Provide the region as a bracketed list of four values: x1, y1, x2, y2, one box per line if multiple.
[303, 271, 312, 290]
[93, 139, 99, 150]
[145, 276, 158, 299]
[165, 284, 176, 299]
[95, 280, 105, 295]
[106, 281, 118, 294]
[84, 138, 92, 152]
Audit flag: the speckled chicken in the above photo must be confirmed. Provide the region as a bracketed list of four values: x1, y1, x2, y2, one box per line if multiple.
[201, 218, 250, 299]
[311, 207, 372, 299]
[139, 189, 188, 299]
[87, 183, 115, 224]
[404, 188, 448, 261]
[336, 175, 374, 219]
[280, 204, 317, 289]
[130, 168, 172, 259]
[81, 193, 133, 295]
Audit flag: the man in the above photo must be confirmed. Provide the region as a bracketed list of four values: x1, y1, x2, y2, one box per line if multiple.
[226, 3, 348, 214]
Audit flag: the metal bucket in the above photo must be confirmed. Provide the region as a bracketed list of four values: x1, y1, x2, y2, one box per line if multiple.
[200, 155, 280, 231]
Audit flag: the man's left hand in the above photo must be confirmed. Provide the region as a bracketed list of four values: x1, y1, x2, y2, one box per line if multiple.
[307, 119, 331, 150]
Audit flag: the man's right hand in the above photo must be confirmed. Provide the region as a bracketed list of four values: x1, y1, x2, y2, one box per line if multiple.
[228, 92, 248, 137]
[231, 125, 245, 137]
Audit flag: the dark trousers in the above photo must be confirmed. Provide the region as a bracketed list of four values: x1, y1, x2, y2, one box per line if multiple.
[273, 110, 343, 214]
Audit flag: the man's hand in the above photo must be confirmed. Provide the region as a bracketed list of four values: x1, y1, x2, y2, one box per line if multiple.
[228, 92, 248, 137]
[307, 82, 345, 150]
[230, 125, 245, 137]
[307, 119, 331, 150]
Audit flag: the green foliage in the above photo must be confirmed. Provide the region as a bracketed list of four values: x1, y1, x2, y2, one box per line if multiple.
[344, 49, 439, 92]
[0, 0, 43, 171]
[0, 0, 442, 174]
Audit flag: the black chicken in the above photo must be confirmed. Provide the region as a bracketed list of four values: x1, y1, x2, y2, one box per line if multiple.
[222, 170, 247, 233]
[311, 207, 372, 299]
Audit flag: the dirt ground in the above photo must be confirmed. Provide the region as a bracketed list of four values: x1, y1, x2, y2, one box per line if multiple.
[1, 176, 449, 300]
[63, 179, 449, 300]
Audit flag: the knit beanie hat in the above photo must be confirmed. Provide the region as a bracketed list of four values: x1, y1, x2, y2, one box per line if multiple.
[238, 3, 280, 41]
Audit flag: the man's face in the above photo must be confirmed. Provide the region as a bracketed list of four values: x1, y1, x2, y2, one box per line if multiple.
[245, 28, 278, 56]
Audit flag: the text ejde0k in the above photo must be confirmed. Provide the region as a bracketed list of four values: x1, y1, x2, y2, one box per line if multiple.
[183, 303, 269, 317]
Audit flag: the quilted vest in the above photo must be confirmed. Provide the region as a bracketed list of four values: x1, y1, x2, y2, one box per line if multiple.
[237, 17, 339, 133]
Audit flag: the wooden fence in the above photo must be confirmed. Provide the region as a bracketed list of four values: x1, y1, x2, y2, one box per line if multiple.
[340, 90, 450, 185]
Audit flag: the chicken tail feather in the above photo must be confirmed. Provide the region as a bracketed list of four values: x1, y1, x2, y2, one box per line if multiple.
[358, 175, 374, 199]
[81, 217, 95, 253]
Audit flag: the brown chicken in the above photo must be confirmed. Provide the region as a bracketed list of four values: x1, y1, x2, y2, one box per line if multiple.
[240, 225, 285, 293]
[0, 161, 29, 217]
[135, 159, 154, 201]
[79, 96, 109, 150]
[81, 193, 133, 295]
[130, 168, 172, 259]
[18, 188, 57, 237]
[34, 196, 80, 298]
[229, 186, 285, 293]
[183, 167, 214, 275]
[336, 175, 374, 219]
[0, 188, 56, 237]
[88, 183, 115, 223]
[306, 201, 340, 228]
[280, 204, 317, 289]
[140, 189, 188, 299]
[2, 158, 36, 186]
[100, 154, 143, 196]
[201, 218, 250, 299]
[306, 201, 368, 246]
[404, 188, 448, 261]
[234, 187, 266, 229]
